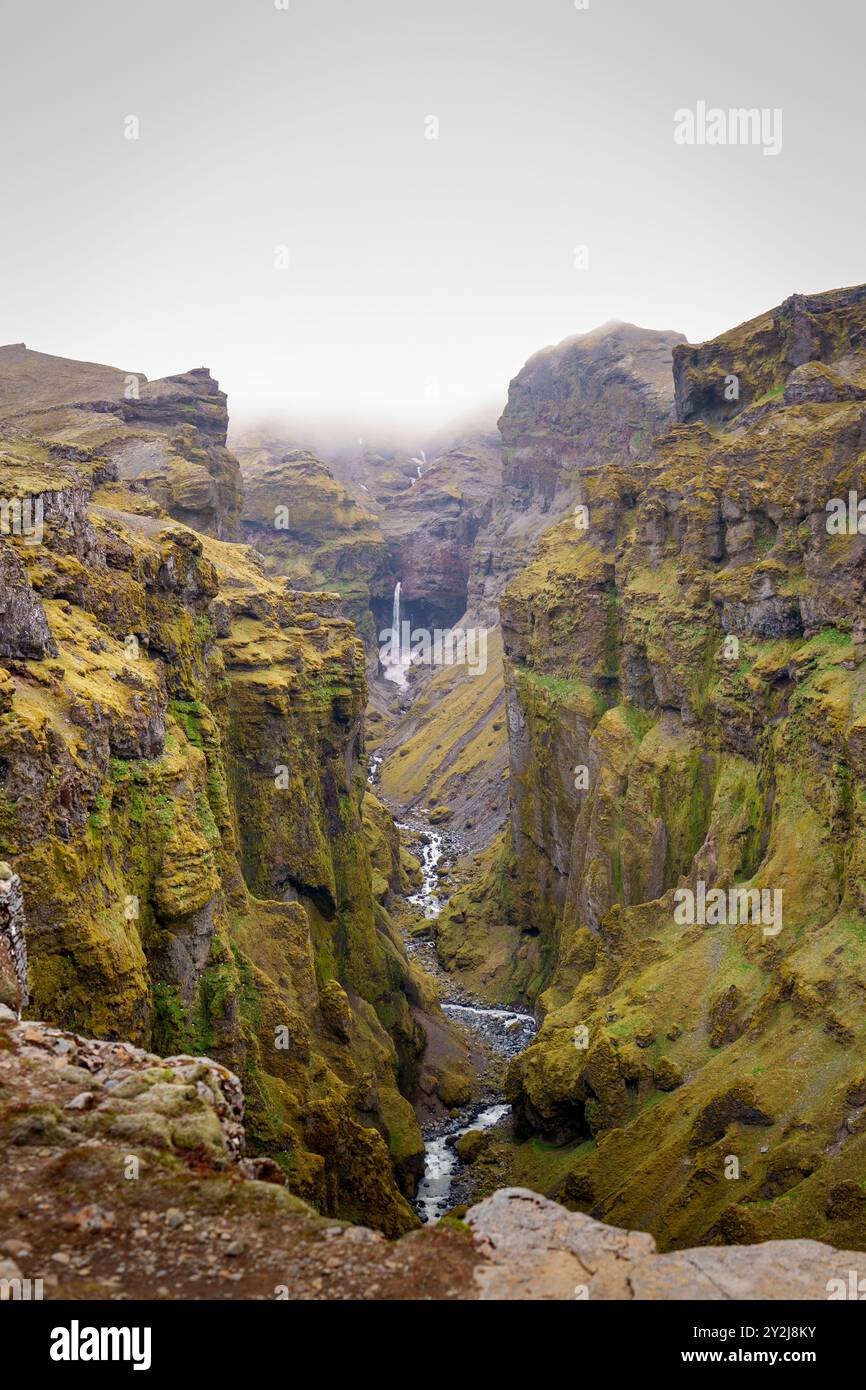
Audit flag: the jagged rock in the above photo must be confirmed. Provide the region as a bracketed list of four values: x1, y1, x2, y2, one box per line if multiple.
[497, 283, 866, 1252]
[0, 868, 28, 1014]
[0, 545, 57, 660]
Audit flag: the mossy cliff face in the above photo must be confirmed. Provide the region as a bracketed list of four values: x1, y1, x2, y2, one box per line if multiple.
[0, 344, 242, 538]
[499, 283, 866, 1252]
[673, 285, 866, 426]
[0, 380, 464, 1235]
[234, 439, 392, 653]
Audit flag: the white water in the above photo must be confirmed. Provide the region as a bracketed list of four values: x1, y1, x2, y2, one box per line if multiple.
[382, 580, 410, 688]
[409, 450, 426, 486]
[415, 1103, 509, 1224]
[402, 821, 538, 1221]
[406, 829, 445, 919]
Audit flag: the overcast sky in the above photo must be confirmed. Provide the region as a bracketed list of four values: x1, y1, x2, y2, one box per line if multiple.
[1, 0, 863, 436]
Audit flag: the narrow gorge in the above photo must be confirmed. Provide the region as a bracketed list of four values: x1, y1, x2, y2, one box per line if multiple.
[4, 284, 866, 1301]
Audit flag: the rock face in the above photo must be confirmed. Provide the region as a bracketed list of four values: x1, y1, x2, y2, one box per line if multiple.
[466, 1188, 866, 1301]
[0, 545, 56, 660]
[0, 358, 470, 1235]
[0, 344, 242, 538]
[673, 285, 866, 425]
[491, 283, 866, 1253]
[378, 430, 503, 630]
[234, 438, 393, 650]
[0, 867, 27, 1013]
[468, 322, 684, 623]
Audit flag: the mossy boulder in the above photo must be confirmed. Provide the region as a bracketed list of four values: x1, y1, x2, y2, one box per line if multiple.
[653, 1057, 683, 1092]
[455, 1128, 490, 1164]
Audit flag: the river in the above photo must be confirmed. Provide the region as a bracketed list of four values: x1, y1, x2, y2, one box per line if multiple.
[396, 818, 537, 1222]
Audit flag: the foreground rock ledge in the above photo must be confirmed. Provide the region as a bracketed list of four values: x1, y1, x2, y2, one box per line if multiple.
[466, 1189, 865, 1300]
[0, 1015, 862, 1301]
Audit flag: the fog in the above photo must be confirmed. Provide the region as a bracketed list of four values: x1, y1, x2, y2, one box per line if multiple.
[2, 0, 863, 436]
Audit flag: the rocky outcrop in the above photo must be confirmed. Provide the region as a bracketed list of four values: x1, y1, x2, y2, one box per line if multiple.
[0, 545, 56, 659]
[0, 366, 470, 1235]
[468, 322, 684, 623]
[0, 344, 242, 538]
[3, 1016, 245, 1162]
[673, 284, 866, 425]
[493, 284, 866, 1253]
[0, 865, 27, 1013]
[234, 438, 392, 649]
[467, 1188, 866, 1300]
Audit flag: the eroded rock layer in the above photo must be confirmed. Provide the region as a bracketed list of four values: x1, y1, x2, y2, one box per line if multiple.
[496, 283, 866, 1252]
[0, 356, 471, 1235]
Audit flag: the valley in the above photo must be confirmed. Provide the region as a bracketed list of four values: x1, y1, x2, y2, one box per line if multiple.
[4, 283, 866, 1299]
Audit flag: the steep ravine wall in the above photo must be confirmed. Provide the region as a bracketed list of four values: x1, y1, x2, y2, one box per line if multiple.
[424, 323, 686, 1001]
[0, 355, 471, 1235]
[496, 284, 866, 1253]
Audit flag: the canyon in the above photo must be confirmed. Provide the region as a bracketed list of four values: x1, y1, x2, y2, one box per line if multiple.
[3, 283, 866, 1300]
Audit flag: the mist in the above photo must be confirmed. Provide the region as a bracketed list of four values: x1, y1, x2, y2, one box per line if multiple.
[2, 0, 864, 434]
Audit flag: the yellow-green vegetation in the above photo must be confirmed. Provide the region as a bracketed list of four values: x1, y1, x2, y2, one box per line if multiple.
[235, 442, 391, 647]
[0, 386, 469, 1237]
[377, 627, 509, 845]
[498, 284, 866, 1250]
[436, 830, 544, 1004]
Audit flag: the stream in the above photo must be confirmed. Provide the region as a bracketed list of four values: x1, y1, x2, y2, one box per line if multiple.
[395, 817, 537, 1223]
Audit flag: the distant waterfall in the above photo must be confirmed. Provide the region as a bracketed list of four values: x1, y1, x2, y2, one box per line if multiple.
[381, 580, 409, 688]
[392, 581, 402, 664]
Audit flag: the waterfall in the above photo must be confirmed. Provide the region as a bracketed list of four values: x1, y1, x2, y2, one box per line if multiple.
[392, 581, 402, 665]
[381, 580, 409, 688]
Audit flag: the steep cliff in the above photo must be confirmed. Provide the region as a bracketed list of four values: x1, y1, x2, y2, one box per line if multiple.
[469, 322, 685, 622]
[499, 284, 866, 1252]
[379, 430, 502, 630]
[0, 344, 242, 538]
[234, 436, 393, 650]
[0, 362, 470, 1235]
[414, 325, 685, 997]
